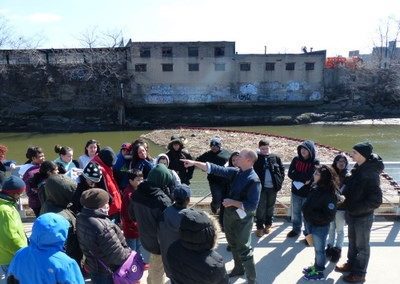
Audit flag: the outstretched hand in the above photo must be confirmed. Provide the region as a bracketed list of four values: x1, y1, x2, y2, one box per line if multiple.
[180, 159, 195, 168]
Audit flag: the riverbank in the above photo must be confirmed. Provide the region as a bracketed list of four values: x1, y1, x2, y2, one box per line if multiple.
[141, 127, 399, 195]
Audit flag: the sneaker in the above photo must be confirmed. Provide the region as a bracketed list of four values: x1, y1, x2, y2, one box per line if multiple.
[302, 265, 315, 274]
[263, 225, 271, 234]
[342, 273, 366, 283]
[256, 229, 265, 238]
[303, 268, 324, 281]
[335, 262, 352, 273]
[286, 230, 300, 238]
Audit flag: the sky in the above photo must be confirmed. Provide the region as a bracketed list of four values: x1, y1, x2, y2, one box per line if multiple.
[1, 0, 400, 56]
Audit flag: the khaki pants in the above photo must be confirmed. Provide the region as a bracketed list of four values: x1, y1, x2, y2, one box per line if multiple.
[147, 253, 165, 284]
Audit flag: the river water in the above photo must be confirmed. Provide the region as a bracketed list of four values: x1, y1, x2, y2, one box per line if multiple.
[1, 124, 399, 196]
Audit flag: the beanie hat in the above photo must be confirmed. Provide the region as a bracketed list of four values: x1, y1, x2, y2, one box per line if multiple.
[156, 153, 170, 166]
[353, 142, 373, 159]
[173, 184, 191, 203]
[82, 162, 102, 183]
[1, 176, 26, 195]
[180, 208, 215, 250]
[147, 164, 173, 188]
[80, 188, 109, 209]
[210, 136, 222, 147]
[99, 147, 116, 167]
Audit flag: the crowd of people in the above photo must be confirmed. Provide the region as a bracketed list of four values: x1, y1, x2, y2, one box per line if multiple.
[0, 136, 384, 283]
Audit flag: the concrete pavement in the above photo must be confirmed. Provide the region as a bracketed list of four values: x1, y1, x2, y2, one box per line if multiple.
[1, 217, 399, 283]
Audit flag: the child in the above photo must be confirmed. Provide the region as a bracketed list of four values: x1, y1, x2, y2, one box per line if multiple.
[302, 165, 339, 280]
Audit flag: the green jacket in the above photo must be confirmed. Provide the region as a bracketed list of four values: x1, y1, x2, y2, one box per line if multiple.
[0, 193, 28, 265]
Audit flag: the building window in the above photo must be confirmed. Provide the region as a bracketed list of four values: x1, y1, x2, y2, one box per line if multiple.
[188, 47, 199, 57]
[286, 62, 295, 70]
[240, 63, 251, 71]
[214, 46, 225, 57]
[139, 47, 150, 58]
[162, 47, 173, 57]
[162, 63, 173, 72]
[305, 62, 315, 70]
[188, 63, 199, 71]
[135, 64, 147, 72]
[265, 62, 275, 71]
[214, 63, 225, 71]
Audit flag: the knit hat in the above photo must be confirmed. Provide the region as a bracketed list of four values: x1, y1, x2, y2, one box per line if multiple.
[147, 164, 172, 188]
[180, 208, 216, 250]
[156, 153, 170, 166]
[1, 176, 26, 195]
[353, 142, 373, 159]
[98, 147, 116, 167]
[80, 188, 109, 209]
[121, 143, 131, 151]
[210, 136, 222, 147]
[82, 162, 102, 183]
[173, 184, 191, 203]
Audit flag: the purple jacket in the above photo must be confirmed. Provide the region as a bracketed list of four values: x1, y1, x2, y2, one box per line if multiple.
[23, 165, 41, 209]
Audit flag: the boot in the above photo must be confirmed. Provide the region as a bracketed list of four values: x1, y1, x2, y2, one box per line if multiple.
[242, 257, 256, 283]
[330, 247, 342, 263]
[228, 252, 244, 277]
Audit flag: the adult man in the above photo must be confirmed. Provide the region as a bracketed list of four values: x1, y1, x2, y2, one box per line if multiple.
[196, 136, 231, 215]
[182, 148, 261, 284]
[335, 142, 383, 283]
[254, 139, 285, 237]
[0, 176, 27, 275]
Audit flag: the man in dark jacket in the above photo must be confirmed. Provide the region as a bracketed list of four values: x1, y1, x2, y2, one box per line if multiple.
[287, 140, 320, 238]
[76, 188, 131, 283]
[335, 142, 383, 283]
[196, 136, 231, 215]
[129, 164, 173, 284]
[167, 208, 229, 284]
[254, 139, 285, 237]
[158, 184, 191, 278]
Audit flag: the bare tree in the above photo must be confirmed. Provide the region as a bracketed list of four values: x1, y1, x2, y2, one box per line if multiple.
[373, 17, 400, 68]
[0, 15, 12, 48]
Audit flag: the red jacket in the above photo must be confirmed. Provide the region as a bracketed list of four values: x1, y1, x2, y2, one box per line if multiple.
[92, 156, 122, 217]
[121, 185, 139, 239]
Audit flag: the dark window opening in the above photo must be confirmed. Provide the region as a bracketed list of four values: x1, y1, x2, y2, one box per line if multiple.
[286, 62, 295, 70]
[188, 63, 199, 71]
[305, 62, 315, 70]
[265, 62, 275, 71]
[140, 48, 150, 58]
[214, 63, 225, 71]
[188, 47, 199, 57]
[135, 64, 147, 72]
[240, 63, 251, 71]
[214, 46, 225, 57]
[162, 63, 173, 71]
[162, 47, 173, 57]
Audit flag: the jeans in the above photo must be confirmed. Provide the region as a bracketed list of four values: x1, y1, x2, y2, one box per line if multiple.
[291, 193, 308, 235]
[307, 224, 330, 271]
[256, 188, 277, 229]
[327, 210, 346, 248]
[89, 272, 113, 284]
[126, 238, 150, 262]
[346, 213, 374, 276]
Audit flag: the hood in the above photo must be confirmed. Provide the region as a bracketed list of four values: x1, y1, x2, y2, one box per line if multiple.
[29, 212, 69, 250]
[156, 153, 170, 166]
[45, 174, 76, 208]
[98, 147, 116, 167]
[147, 164, 172, 188]
[297, 140, 316, 161]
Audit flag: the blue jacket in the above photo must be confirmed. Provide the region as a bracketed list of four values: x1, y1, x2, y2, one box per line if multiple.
[7, 213, 84, 284]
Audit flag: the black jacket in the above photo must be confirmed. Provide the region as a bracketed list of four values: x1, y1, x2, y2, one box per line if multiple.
[288, 140, 320, 197]
[166, 149, 194, 185]
[342, 154, 384, 217]
[129, 181, 172, 254]
[196, 149, 231, 185]
[253, 153, 285, 191]
[76, 208, 131, 273]
[302, 185, 337, 226]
